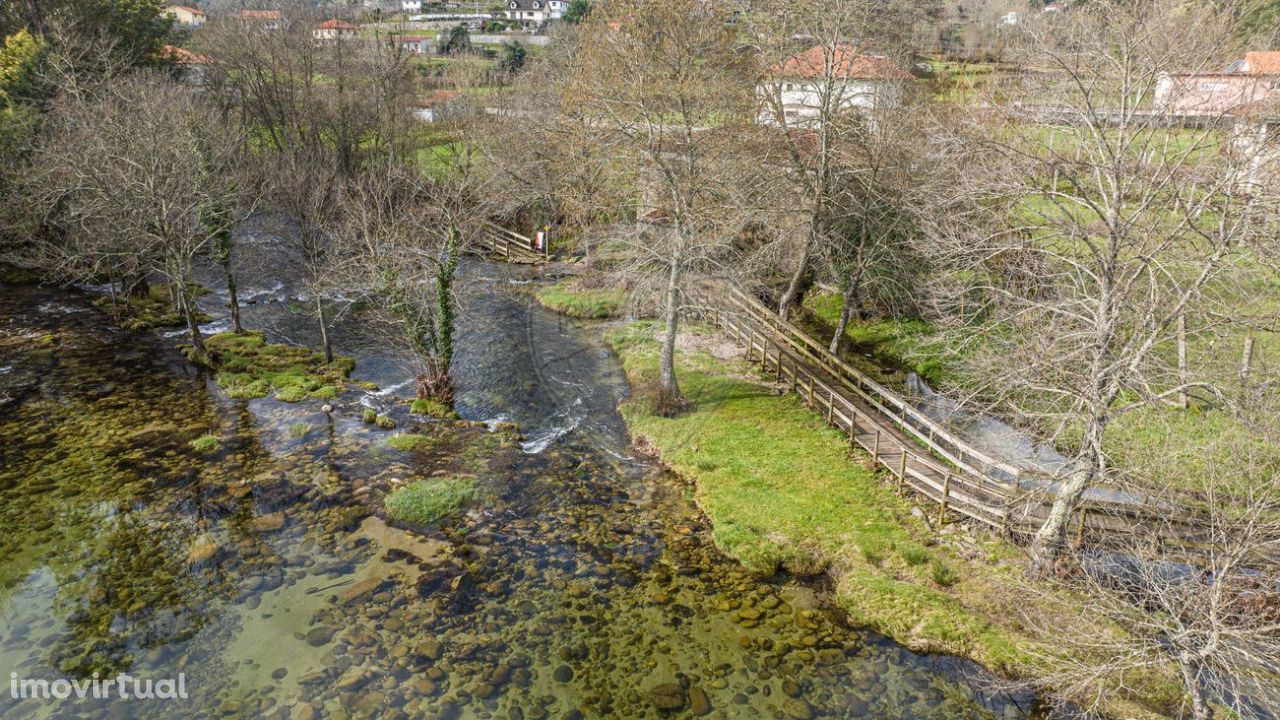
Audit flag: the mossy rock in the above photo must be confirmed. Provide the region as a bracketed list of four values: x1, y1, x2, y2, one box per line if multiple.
[275, 386, 308, 403]
[410, 398, 457, 418]
[362, 408, 378, 424]
[375, 415, 396, 429]
[310, 385, 339, 400]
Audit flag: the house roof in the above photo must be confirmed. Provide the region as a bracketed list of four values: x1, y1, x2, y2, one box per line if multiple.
[1243, 51, 1280, 75]
[238, 10, 282, 20]
[770, 45, 912, 81]
[506, 0, 558, 10]
[316, 18, 359, 30]
[163, 45, 216, 64]
[167, 5, 205, 15]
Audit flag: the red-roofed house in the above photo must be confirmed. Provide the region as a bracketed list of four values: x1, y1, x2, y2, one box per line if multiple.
[1156, 52, 1280, 115]
[313, 18, 360, 43]
[164, 5, 205, 27]
[758, 44, 912, 127]
[163, 45, 216, 85]
[393, 35, 434, 54]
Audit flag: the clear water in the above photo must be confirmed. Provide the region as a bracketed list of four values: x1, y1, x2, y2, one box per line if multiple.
[0, 241, 1041, 718]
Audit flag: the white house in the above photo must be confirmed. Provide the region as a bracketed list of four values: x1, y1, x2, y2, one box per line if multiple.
[164, 5, 206, 27]
[503, 0, 567, 30]
[393, 35, 433, 54]
[313, 18, 360, 43]
[401, 0, 423, 12]
[757, 45, 913, 127]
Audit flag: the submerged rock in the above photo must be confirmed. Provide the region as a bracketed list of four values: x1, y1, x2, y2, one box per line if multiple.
[649, 683, 685, 712]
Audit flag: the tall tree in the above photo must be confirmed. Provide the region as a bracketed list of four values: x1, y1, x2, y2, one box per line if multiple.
[929, 0, 1272, 575]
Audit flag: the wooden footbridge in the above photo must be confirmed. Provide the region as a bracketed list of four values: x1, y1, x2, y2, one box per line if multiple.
[704, 286, 1217, 556]
[473, 220, 548, 264]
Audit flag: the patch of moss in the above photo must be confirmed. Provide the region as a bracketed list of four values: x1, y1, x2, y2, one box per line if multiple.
[189, 433, 220, 453]
[387, 433, 436, 452]
[362, 408, 378, 424]
[375, 415, 396, 429]
[94, 284, 212, 331]
[384, 477, 475, 526]
[410, 398, 457, 418]
[534, 281, 625, 320]
[0, 264, 42, 285]
[205, 331, 354, 404]
[288, 422, 311, 439]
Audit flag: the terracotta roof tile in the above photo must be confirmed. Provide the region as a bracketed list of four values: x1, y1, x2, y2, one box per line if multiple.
[770, 45, 912, 81]
[1244, 51, 1280, 75]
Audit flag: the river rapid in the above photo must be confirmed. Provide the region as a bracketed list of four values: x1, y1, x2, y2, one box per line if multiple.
[0, 247, 1042, 719]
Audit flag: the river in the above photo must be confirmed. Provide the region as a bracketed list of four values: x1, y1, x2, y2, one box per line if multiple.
[0, 251, 1042, 718]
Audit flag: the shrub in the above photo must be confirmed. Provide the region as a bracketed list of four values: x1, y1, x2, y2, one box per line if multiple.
[899, 544, 931, 567]
[189, 433, 220, 453]
[931, 560, 959, 587]
[384, 478, 475, 526]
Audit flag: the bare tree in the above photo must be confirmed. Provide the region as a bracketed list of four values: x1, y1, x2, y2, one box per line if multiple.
[1016, 413, 1280, 720]
[928, 0, 1273, 574]
[569, 0, 762, 411]
[23, 73, 252, 357]
[748, 0, 921, 321]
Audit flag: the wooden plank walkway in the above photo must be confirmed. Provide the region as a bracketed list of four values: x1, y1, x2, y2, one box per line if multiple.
[703, 286, 1226, 558]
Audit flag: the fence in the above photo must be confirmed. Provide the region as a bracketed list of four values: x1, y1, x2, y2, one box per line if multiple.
[473, 220, 547, 264]
[704, 286, 1219, 557]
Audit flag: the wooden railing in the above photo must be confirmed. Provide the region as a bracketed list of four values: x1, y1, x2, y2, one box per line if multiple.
[702, 287, 1219, 555]
[473, 220, 548, 264]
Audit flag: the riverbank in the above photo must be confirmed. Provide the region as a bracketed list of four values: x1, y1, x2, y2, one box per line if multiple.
[605, 320, 1184, 719]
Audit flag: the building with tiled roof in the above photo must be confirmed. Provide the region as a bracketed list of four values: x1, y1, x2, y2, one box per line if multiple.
[163, 5, 205, 26]
[759, 44, 912, 127]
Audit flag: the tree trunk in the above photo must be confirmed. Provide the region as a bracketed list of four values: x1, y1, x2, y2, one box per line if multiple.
[223, 262, 242, 335]
[1029, 416, 1106, 577]
[1177, 313, 1188, 409]
[179, 287, 207, 361]
[316, 296, 333, 363]
[829, 274, 862, 355]
[657, 255, 683, 414]
[1178, 655, 1213, 720]
[1240, 334, 1254, 388]
[778, 243, 813, 323]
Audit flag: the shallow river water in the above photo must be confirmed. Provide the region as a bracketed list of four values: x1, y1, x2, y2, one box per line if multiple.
[0, 257, 1041, 719]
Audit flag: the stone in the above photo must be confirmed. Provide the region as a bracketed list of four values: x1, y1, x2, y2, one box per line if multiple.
[293, 705, 317, 720]
[783, 699, 813, 720]
[336, 668, 368, 692]
[339, 577, 384, 605]
[253, 512, 286, 532]
[781, 680, 801, 698]
[688, 687, 711, 716]
[305, 626, 336, 647]
[649, 683, 685, 712]
[553, 665, 573, 683]
[185, 538, 220, 565]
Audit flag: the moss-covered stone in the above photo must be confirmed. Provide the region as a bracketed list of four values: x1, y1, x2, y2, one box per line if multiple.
[362, 408, 378, 424]
[410, 398, 457, 418]
[189, 433, 220, 453]
[375, 415, 396, 429]
[384, 477, 474, 526]
[534, 280, 625, 320]
[94, 284, 212, 332]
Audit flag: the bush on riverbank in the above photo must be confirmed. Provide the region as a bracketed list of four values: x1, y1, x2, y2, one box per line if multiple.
[384, 477, 475, 526]
[535, 280, 625, 320]
[606, 321, 1186, 716]
[206, 331, 354, 403]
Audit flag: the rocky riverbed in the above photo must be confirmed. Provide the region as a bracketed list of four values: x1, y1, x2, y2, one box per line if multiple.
[0, 263, 1041, 719]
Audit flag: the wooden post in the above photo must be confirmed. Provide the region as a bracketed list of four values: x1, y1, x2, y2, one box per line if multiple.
[826, 390, 835, 425]
[761, 342, 769, 371]
[775, 354, 784, 383]
[872, 429, 881, 460]
[849, 411, 858, 446]
[939, 474, 951, 525]
[806, 375, 815, 407]
[896, 449, 907, 492]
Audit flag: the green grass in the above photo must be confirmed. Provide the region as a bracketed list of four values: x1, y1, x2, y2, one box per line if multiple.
[205, 332, 354, 403]
[189, 433, 220, 453]
[802, 292, 948, 384]
[384, 477, 475, 526]
[606, 322, 1040, 671]
[535, 281, 625, 320]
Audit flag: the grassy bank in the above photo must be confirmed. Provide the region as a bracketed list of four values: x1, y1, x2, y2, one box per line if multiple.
[534, 280, 625, 320]
[607, 321, 1182, 717]
[801, 292, 948, 384]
